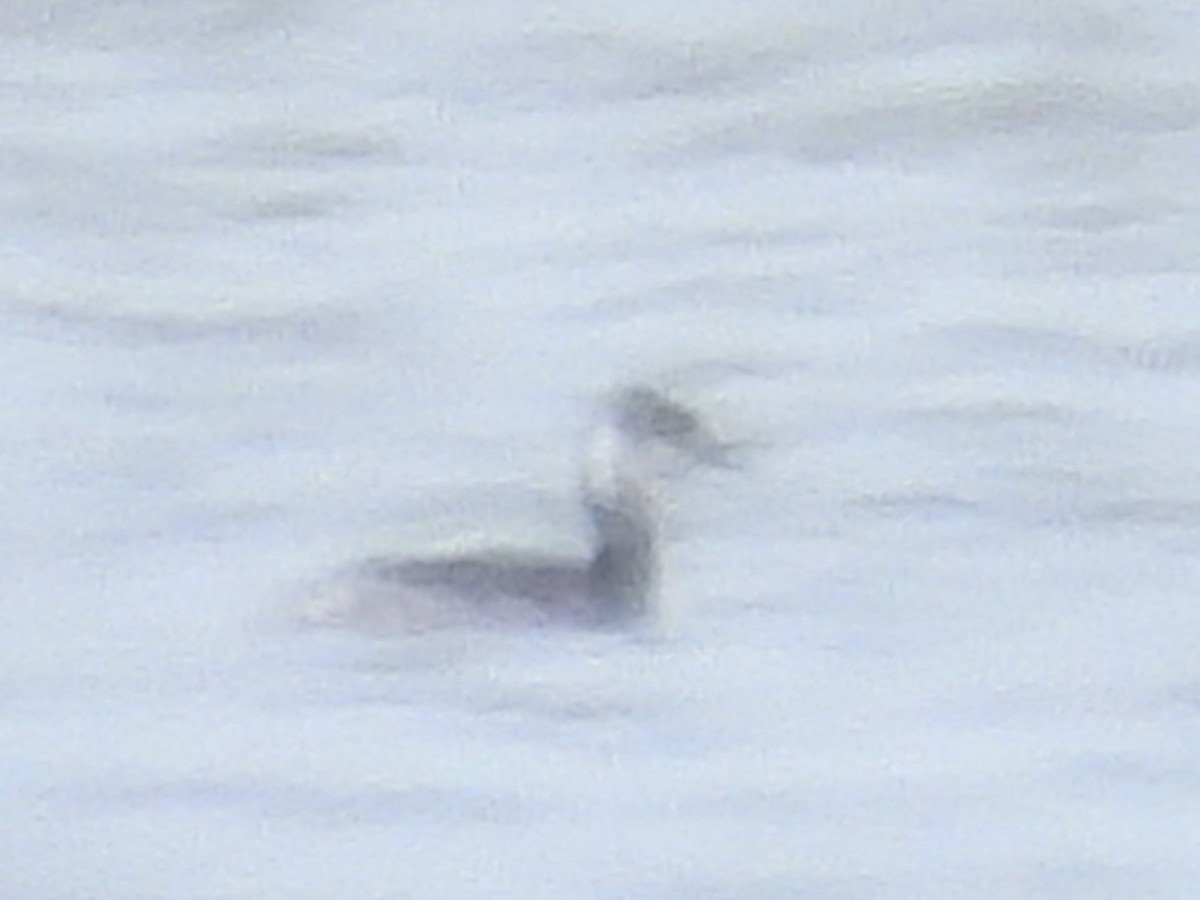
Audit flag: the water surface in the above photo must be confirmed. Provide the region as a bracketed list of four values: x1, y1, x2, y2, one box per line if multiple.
[4, 1, 1200, 897]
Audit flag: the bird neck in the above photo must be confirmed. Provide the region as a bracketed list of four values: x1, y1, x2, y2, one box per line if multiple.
[580, 419, 664, 623]
[586, 495, 659, 624]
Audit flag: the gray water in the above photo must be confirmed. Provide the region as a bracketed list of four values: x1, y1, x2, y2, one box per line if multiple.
[5, 1, 1200, 897]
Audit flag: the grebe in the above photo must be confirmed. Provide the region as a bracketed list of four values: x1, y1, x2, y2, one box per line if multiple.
[303, 386, 733, 631]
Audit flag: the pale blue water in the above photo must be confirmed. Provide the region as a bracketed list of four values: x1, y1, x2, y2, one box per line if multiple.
[4, 2, 1200, 897]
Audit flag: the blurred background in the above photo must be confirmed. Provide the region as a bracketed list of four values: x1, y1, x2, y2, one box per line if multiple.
[3, 1, 1200, 896]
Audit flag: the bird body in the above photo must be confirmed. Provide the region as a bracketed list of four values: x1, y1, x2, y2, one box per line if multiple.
[303, 386, 730, 632]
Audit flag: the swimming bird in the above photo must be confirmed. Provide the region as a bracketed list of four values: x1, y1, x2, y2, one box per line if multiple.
[303, 386, 734, 632]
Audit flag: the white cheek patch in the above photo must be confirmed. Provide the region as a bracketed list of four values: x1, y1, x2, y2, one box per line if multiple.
[582, 421, 626, 506]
